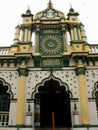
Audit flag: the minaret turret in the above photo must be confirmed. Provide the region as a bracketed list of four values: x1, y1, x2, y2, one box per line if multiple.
[67, 7, 81, 42]
[20, 7, 34, 42]
[67, 6, 79, 22]
[67, 7, 89, 52]
[13, 25, 20, 44]
[80, 23, 87, 42]
[21, 7, 34, 24]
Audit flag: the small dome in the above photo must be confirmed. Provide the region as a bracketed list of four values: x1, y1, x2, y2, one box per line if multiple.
[21, 7, 34, 17]
[67, 6, 79, 16]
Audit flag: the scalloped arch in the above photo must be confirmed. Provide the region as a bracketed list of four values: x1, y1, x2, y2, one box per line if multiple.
[0, 78, 14, 99]
[92, 81, 98, 98]
[31, 75, 72, 100]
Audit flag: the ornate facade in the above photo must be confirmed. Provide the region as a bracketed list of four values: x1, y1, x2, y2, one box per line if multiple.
[0, 1, 98, 130]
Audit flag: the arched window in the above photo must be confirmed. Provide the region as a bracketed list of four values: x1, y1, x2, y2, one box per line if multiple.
[0, 80, 10, 126]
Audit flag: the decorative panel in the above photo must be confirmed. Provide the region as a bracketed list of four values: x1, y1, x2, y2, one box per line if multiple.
[42, 58, 62, 67]
[39, 29, 63, 56]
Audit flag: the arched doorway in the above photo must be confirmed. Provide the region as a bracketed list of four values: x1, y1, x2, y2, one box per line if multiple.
[34, 78, 72, 128]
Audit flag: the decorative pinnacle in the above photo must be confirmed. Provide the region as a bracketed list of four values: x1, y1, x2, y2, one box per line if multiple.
[28, 5, 30, 10]
[69, 4, 74, 12]
[26, 7, 32, 15]
[48, 0, 53, 7]
[69, 4, 72, 8]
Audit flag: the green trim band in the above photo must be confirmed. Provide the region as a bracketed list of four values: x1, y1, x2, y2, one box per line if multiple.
[74, 124, 98, 128]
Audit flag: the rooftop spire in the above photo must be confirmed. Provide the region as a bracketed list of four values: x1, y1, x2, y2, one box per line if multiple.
[48, 0, 53, 7]
[69, 4, 74, 12]
[69, 4, 72, 9]
[26, 6, 31, 15]
[21, 6, 34, 17]
[68, 4, 79, 16]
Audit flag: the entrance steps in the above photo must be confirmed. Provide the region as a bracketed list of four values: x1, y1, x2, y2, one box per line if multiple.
[0, 128, 98, 130]
[35, 128, 71, 130]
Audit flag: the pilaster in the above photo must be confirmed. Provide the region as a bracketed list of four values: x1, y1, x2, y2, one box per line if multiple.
[62, 27, 67, 52]
[35, 27, 40, 54]
[28, 26, 32, 42]
[75, 66, 90, 125]
[70, 26, 74, 41]
[20, 27, 25, 41]
[16, 66, 29, 126]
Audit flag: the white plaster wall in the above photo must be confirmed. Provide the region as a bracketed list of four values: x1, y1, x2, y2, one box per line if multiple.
[90, 128, 98, 130]
[85, 68, 98, 98]
[89, 101, 98, 125]
[25, 101, 34, 127]
[26, 70, 50, 99]
[0, 69, 19, 126]
[53, 69, 79, 98]
[9, 102, 17, 126]
[0, 69, 19, 99]
[71, 101, 80, 126]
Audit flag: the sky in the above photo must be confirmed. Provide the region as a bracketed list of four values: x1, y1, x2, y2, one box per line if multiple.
[0, 0, 98, 46]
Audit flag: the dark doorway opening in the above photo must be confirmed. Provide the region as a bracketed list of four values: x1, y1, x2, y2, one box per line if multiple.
[37, 78, 72, 128]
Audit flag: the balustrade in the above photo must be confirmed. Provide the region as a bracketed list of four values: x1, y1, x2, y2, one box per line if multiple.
[89, 45, 98, 53]
[0, 113, 9, 126]
[0, 47, 10, 55]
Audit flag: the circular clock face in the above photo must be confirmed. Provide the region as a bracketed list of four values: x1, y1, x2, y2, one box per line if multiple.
[25, 17, 30, 22]
[39, 35, 62, 55]
[72, 17, 76, 21]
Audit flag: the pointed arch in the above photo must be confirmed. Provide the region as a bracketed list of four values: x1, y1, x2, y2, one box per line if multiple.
[0, 78, 13, 126]
[0, 78, 13, 99]
[31, 75, 72, 100]
[92, 81, 98, 110]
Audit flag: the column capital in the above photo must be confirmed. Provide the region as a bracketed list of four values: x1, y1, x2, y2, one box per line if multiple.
[75, 66, 86, 76]
[17, 67, 29, 76]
